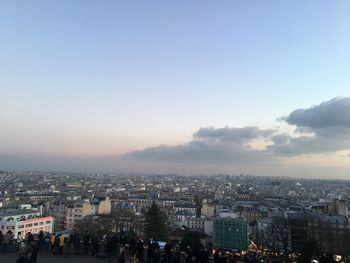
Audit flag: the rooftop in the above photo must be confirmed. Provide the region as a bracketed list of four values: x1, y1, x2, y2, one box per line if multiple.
[0, 209, 40, 217]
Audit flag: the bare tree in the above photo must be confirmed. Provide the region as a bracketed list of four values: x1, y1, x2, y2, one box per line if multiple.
[259, 217, 290, 255]
[76, 214, 128, 236]
[109, 208, 142, 234]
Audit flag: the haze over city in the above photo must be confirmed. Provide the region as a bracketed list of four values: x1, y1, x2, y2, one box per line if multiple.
[1, 1, 350, 178]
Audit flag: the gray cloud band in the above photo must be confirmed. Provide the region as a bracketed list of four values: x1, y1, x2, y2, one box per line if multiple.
[126, 97, 350, 162]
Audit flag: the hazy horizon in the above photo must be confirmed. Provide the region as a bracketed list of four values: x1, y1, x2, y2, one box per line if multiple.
[1, 1, 350, 178]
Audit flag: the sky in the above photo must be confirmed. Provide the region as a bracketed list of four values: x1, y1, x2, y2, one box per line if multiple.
[1, 1, 350, 178]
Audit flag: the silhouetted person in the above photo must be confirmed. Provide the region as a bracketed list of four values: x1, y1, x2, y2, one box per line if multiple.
[0, 230, 3, 249]
[147, 240, 154, 263]
[74, 232, 80, 254]
[120, 249, 126, 263]
[38, 231, 44, 253]
[164, 241, 172, 263]
[91, 235, 99, 256]
[129, 237, 137, 258]
[137, 238, 144, 262]
[50, 233, 55, 253]
[27, 233, 34, 244]
[29, 241, 38, 263]
[83, 231, 90, 254]
[213, 250, 220, 263]
[59, 233, 65, 254]
[185, 246, 192, 263]
[152, 248, 160, 263]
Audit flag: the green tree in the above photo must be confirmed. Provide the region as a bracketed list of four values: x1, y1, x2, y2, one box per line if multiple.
[144, 202, 168, 240]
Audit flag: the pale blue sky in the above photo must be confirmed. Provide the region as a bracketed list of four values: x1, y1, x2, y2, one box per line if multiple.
[1, 1, 350, 176]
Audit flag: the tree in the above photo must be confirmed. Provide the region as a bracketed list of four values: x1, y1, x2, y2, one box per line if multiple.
[108, 208, 142, 234]
[259, 217, 290, 256]
[181, 231, 204, 259]
[144, 202, 168, 240]
[75, 215, 114, 237]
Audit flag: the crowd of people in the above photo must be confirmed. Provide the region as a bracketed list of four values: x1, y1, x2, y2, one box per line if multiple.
[2, 229, 341, 263]
[0, 229, 203, 263]
[0, 230, 40, 263]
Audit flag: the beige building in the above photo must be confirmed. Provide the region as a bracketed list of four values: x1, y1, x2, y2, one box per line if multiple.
[51, 196, 112, 231]
[187, 217, 214, 236]
[97, 197, 112, 215]
[66, 201, 92, 230]
[201, 204, 217, 218]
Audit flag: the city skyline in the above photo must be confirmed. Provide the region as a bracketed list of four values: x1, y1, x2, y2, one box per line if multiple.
[1, 1, 350, 178]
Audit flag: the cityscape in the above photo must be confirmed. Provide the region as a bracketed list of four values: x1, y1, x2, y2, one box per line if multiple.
[1, 171, 350, 262]
[1, 1, 350, 263]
